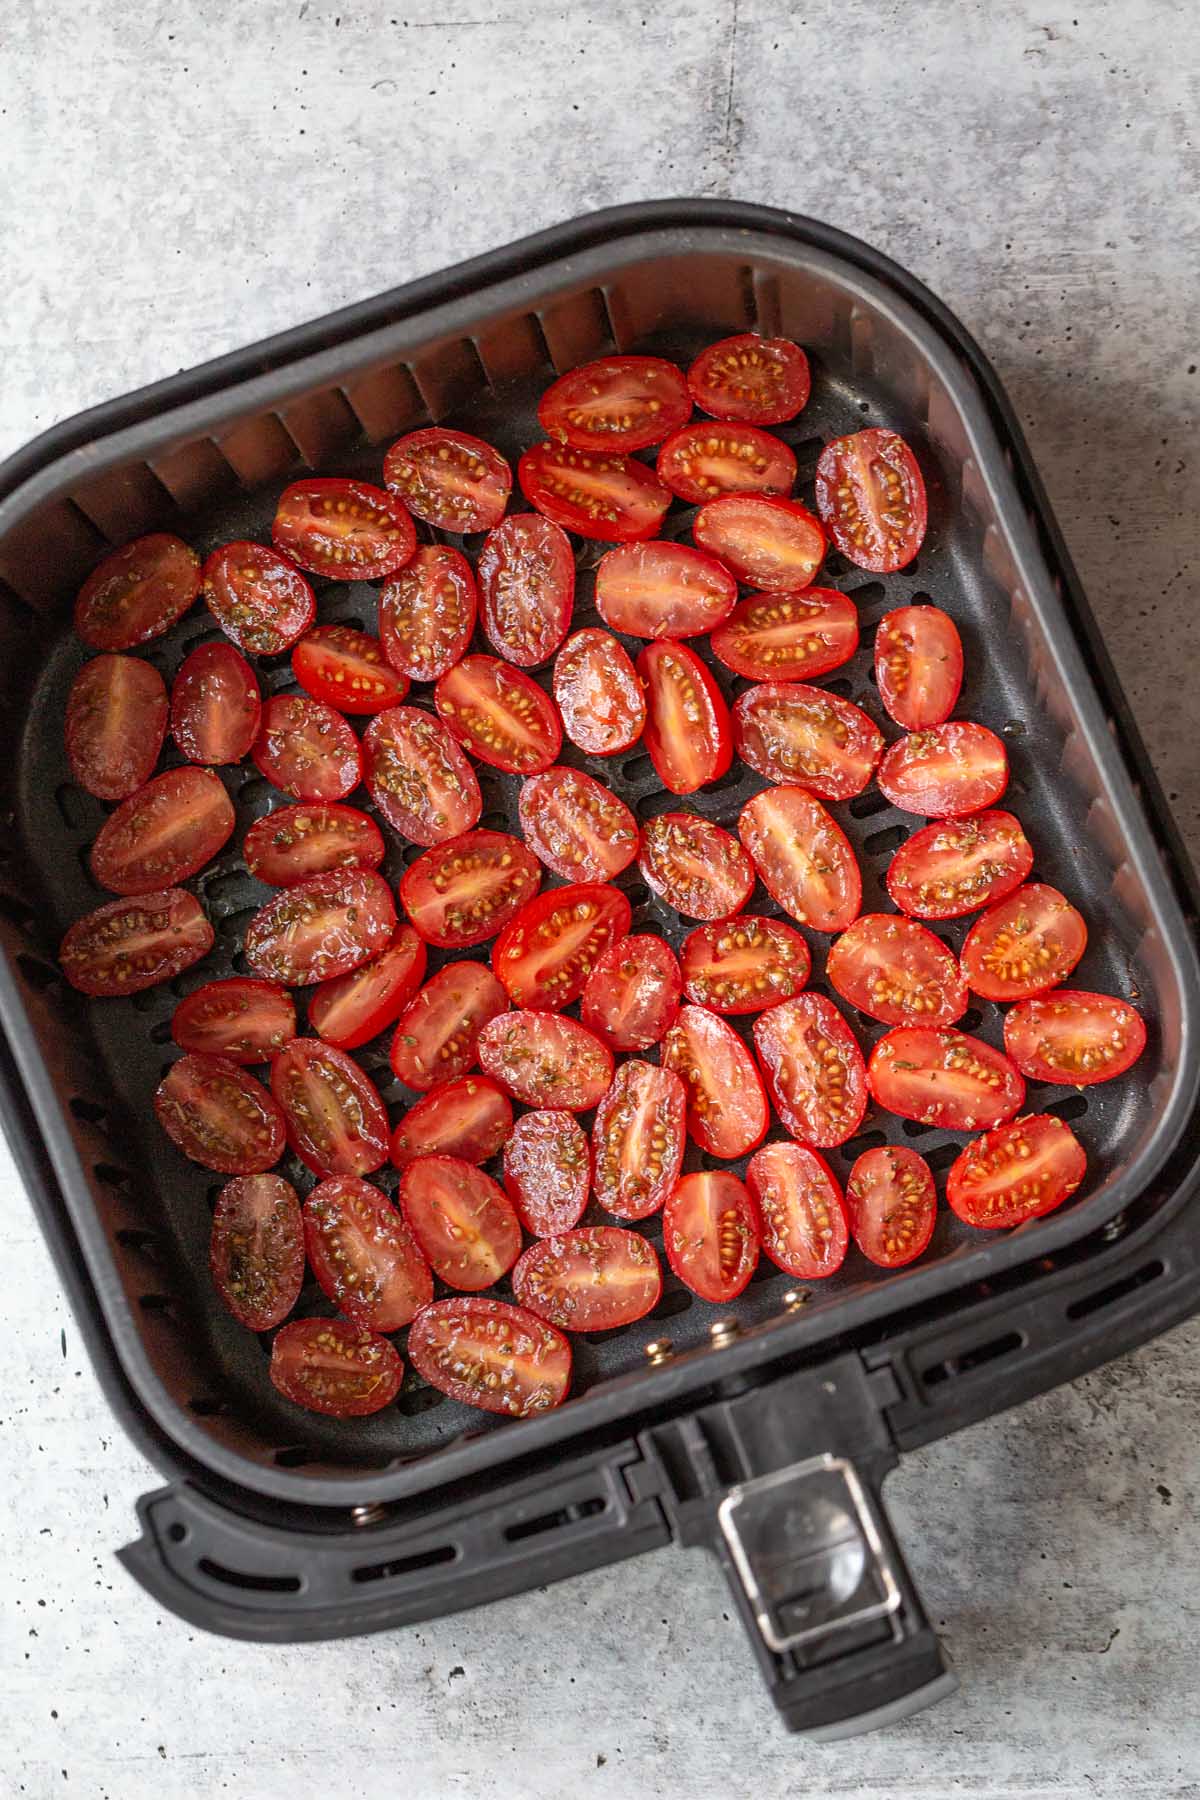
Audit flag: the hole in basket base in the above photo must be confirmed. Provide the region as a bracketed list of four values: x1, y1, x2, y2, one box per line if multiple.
[922, 1329, 1024, 1389]
[504, 1495, 607, 1543]
[1046, 1093, 1089, 1122]
[167, 1521, 188, 1544]
[197, 1556, 302, 1594]
[1064, 1259, 1164, 1323]
[397, 1384, 446, 1417]
[353, 1543, 458, 1584]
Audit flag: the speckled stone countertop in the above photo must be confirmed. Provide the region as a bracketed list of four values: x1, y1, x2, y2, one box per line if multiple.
[1, 3, 1198, 1795]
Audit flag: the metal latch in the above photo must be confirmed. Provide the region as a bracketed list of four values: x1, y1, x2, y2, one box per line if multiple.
[717, 1454, 901, 1655]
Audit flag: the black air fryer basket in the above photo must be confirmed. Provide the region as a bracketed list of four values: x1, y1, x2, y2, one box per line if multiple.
[1, 202, 1197, 1740]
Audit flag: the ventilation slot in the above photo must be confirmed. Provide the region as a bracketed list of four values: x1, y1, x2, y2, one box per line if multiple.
[1065, 1259, 1165, 1323]
[353, 1542, 458, 1584]
[70, 1095, 111, 1126]
[1046, 1093, 1089, 1122]
[864, 825, 907, 858]
[922, 1329, 1024, 1389]
[17, 954, 63, 993]
[848, 790, 892, 819]
[197, 1558, 302, 1594]
[504, 1496, 607, 1543]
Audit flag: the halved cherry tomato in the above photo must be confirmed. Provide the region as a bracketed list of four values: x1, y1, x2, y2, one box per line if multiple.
[476, 1010, 613, 1110]
[173, 977, 296, 1064]
[503, 1110, 591, 1237]
[710, 589, 858, 683]
[74, 534, 201, 650]
[59, 889, 213, 996]
[580, 934, 682, 1051]
[733, 682, 883, 800]
[477, 514, 575, 669]
[961, 883, 1088, 1002]
[752, 994, 868, 1148]
[244, 868, 395, 986]
[400, 830, 541, 949]
[1003, 989, 1146, 1087]
[538, 355, 690, 452]
[512, 1227, 661, 1331]
[389, 962, 507, 1092]
[407, 1296, 571, 1417]
[886, 811, 1034, 920]
[272, 478, 415, 581]
[252, 694, 362, 803]
[552, 628, 645, 757]
[827, 914, 967, 1028]
[292, 624, 408, 715]
[876, 722, 1008, 818]
[664, 1170, 759, 1303]
[947, 1113, 1087, 1228]
[867, 1027, 1025, 1130]
[399, 1156, 521, 1290]
[66, 654, 168, 801]
[846, 1146, 937, 1268]
[307, 926, 428, 1050]
[383, 427, 511, 533]
[637, 641, 732, 795]
[391, 1076, 513, 1167]
[594, 541, 736, 640]
[270, 1317, 403, 1418]
[243, 802, 385, 888]
[303, 1176, 432, 1330]
[693, 494, 825, 590]
[738, 786, 862, 933]
[492, 883, 631, 1010]
[517, 768, 639, 883]
[662, 1005, 768, 1159]
[638, 812, 754, 921]
[435, 655, 562, 775]
[155, 1053, 284, 1174]
[89, 768, 235, 896]
[746, 1142, 848, 1279]
[814, 429, 927, 574]
[210, 1173, 304, 1331]
[362, 705, 482, 846]
[687, 335, 811, 425]
[202, 541, 316, 655]
[270, 1038, 389, 1178]
[875, 606, 963, 731]
[379, 545, 478, 684]
[681, 916, 811, 1015]
[657, 422, 796, 504]
[592, 1058, 686, 1220]
[170, 642, 261, 766]
[519, 442, 670, 543]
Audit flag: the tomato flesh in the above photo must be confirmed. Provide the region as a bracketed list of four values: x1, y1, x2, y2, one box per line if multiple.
[886, 811, 1033, 920]
[74, 534, 201, 650]
[407, 1297, 571, 1417]
[732, 681, 883, 801]
[307, 925, 428, 1050]
[272, 478, 415, 581]
[477, 514, 575, 669]
[519, 441, 670, 543]
[391, 1076, 513, 1167]
[594, 541, 736, 640]
[846, 1146, 937, 1268]
[383, 427, 511, 533]
[270, 1317, 403, 1418]
[876, 722, 1008, 818]
[362, 705, 482, 846]
[580, 934, 682, 1052]
[710, 589, 858, 683]
[491, 883, 631, 1010]
[657, 421, 796, 504]
[172, 977, 296, 1064]
[746, 1143, 848, 1279]
[664, 1170, 759, 1303]
[947, 1113, 1087, 1228]
[59, 889, 213, 997]
[662, 1005, 768, 1160]
[592, 1058, 686, 1220]
[244, 802, 385, 887]
[379, 545, 478, 684]
[814, 429, 927, 574]
[961, 883, 1087, 1002]
[202, 541, 316, 655]
[252, 693, 363, 803]
[1003, 989, 1146, 1087]
[271, 1038, 389, 1178]
[389, 961, 507, 1092]
[293, 624, 408, 715]
[538, 355, 690, 453]
[638, 640, 732, 795]
[66, 654, 168, 802]
[244, 867, 396, 986]
[687, 335, 811, 425]
[552, 628, 645, 757]
[638, 812, 754, 922]
[875, 606, 963, 731]
[738, 786, 862, 933]
[867, 1026, 1025, 1130]
[518, 767, 639, 883]
[476, 1010, 613, 1110]
[752, 994, 868, 1148]
[155, 1053, 285, 1175]
[399, 1156, 521, 1291]
[89, 767, 235, 896]
[303, 1176, 432, 1330]
[503, 1110, 591, 1237]
[826, 913, 967, 1028]
[512, 1227, 661, 1331]
[435, 654, 562, 775]
[170, 642, 261, 766]
[693, 494, 826, 591]
[210, 1173, 304, 1331]
[400, 830, 541, 948]
[681, 916, 810, 1015]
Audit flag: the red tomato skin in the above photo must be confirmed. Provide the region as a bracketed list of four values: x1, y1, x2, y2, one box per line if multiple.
[269, 1317, 403, 1418]
[66, 654, 168, 801]
[270, 1038, 390, 1179]
[637, 640, 733, 795]
[170, 642, 261, 766]
[491, 884, 632, 1011]
[407, 1296, 571, 1417]
[656, 422, 797, 504]
[663, 1170, 760, 1303]
[398, 1156, 522, 1291]
[538, 355, 691, 453]
[875, 606, 963, 731]
[399, 830, 542, 949]
[89, 767, 235, 896]
[867, 1027, 1026, 1131]
[591, 1059, 687, 1221]
[303, 1176, 433, 1331]
[244, 803, 385, 888]
[947, 1113, 1087, 1228]
[960, 883, 1088, 1002]
[1003, 989, 1146, 1087]
[846, 1146, 937, 1268]
[746, 1142, 849, 1279]
[637, 812, 755, 922]
[826, 913, 968, 1029]
[390, 1076, 513, 1168]
[680, 916, 811, 1016]
[580, 935, 682, 1052]
[687, 335, 811, 425]
[251, 694, 363, 804]
[362, 704, 482, 846]
[661, 1005, 770, 1160]
[732, 681, 884, 801]
[517, 768, 639, 884]
[434, 655, 563, 775]
[594, 541, 737, 641]
[202, 542, 316, 655]
[518, 441, 671, 543]
[154, 1054, 285, 1175]
[383, 427, 511, 534]
[389, 962, 508, 1092]
[738, 786, 862, 934]
[693, 493, 826, 591]
[876, 722, 1008, 819]
[307, 926, 429, 1050]
[503, 1110, 591, 1237]
[710, 589, 858, 683]
[552, 628, 645, 757]
[477, 514, 575, 670]
[752, 994, 869, 1149]
[814, 429, 927, 574]
[886, 811, 1034, 921]
[272, 478, 416, 581]
[379, 544, 478, 684]
[210, 1174, 304, 1331]
[292, 625, 408, 716]
[172, 978, 297, 1065]
[243, 868, 396, 986]
[476, 1010, 614, 1111]
[512, 1227, 662, 1331]
[59, 889, 213, 997]
[74, 534, 201, 650]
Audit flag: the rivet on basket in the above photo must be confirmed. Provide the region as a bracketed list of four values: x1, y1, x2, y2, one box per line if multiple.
[350, 1502, 387, 1528]
[644, 1338, 674, 1366]
[781, 1289, 812, 1312]
[709, 1318, 741, 1346]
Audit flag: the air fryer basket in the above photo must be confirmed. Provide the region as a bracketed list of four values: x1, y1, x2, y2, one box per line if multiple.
[1, 203, 1198, 1737]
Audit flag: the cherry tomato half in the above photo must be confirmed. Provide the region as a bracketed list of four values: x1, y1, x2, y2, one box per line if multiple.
[66, 654, 168, 802]
[362, 705, 482, 846]
[876, 722, 1008, 818]
[155, 1053, 285, 1174]
[252, 694, 362, 803]
[389, 962, 507, 1093]
[662, 1005, 769, 1160]
[846, 1146, 937, 1268]
[687, 335, 811, 425]
[407, 1297, 571, 1418]
[399, 1156, 522, 1291]
[875, 605, 963, 731]
[243, 802, 385, 888]
[477, 514, 575, 670]
[517, 767, 639, 884]
[271, 1038, 390, 1179]
[637, 640, 732, 795]
[681, 916, 811, 1015]
[826, 913, 967, 1028]
[270, 1317, 403, 1418]
[664, 1170, 759, 1303]
[1003, 989, 1146, 1087]
[491, 883, 631, 1011]
[732, 682, 883, 801]
[638, 812, 754, 922]
[693, 494, 825, 591]
[746, 1142, 848, 1279]
[656, 421, 797, 504]
[594, 541, 736, 641]
[400, 830, 541, 949]
[307, 926, 428, 1050]
[947, 1114, 1087, 1229]
[435, 655, 562, 775]
[580, 934, 682, 1052]
[960, 883, 1088, 1002]
[552, 628, 645, 757]
[814, 429, 927, 574]
[886, 811, 1034, 921]
[59, 889, 213, 997]
[272, 478, 415, 581]
[391, 1075, 513, 1167]
[244, 868, 396, 986]
[379, 545, 478, 684]
[210, 1173, 304, 1331]
[710, 589, 858, 683]
[292, 624, 408, 715]
[383, 427, 511, 533]
[503, 1109, 591, 1238]
[172, 977, 296, 1064]
[74, 534, 200, 650]
[752, 994, 868, 1148]
[512, 1227, 662, 1332]
[202, 541, 316, 656]
[592, 1058, 687, 1221]
[867, 1027, 1025, 1130]
[538, 354, 690, 452]
[738, 786, 862, 933]
[89, 767, 235, 896]
[170, 642, 261, 766]
[519, 441, 670, 543]
[476, 1010, 614, 1110]
[303, 1176, 432, 1330]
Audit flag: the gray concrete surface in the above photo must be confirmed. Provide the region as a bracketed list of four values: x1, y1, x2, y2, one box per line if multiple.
[1, 1, 1198, 1795]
